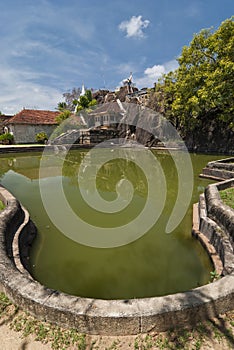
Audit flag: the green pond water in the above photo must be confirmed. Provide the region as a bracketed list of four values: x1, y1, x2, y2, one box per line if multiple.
[0, 149, 226, 299]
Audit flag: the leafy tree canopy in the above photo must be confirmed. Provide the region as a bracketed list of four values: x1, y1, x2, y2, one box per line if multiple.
[61, 88, 82, 111]
[57, 102, 68, 111]
[73, 90, 97, 112]
[57, 88, 97, 113]
[56, 109, 72, 124]
[152, 17, 234, 135]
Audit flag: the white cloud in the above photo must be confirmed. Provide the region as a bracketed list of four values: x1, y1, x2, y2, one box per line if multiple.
[0, 19, 106, 114]
[135, 60, 178, 88]
[119, 15, 150, 39]
[0, 64, 62, 114]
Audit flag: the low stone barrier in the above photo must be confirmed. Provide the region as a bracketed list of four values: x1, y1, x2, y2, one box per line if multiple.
[0, 185, 234, 335]
[194, 179, 234, 276]
[0, 144, 95, 154]
[205, 180, 234, 248]
[201, 157, 234, 180]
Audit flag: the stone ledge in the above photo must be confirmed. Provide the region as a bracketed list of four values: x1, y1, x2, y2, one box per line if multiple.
[192, 203, 223, 275]
[205, 180, 234, 248]
[196, 190, 234, 275]
[200, 157, 234, 180]
[0, 185, 234, 335]
[0, 144, 95, 154]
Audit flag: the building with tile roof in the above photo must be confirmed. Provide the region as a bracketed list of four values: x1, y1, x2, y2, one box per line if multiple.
[6, 109, 60, 144]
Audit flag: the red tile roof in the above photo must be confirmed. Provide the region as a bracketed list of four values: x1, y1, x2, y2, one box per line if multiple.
[8, 109, 60, 125]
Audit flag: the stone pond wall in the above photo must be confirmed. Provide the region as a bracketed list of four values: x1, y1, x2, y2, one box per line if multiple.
[193, 179, 234, 276]
[0, 180, 234, 335]
[201, 157, 234, 181]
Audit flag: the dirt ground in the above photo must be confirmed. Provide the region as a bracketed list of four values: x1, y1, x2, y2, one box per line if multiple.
[0, 294, 233, 350]
[0, 313, 234, 350]
[0, 323, 50, 350]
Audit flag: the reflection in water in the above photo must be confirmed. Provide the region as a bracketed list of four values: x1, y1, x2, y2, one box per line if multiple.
[0, 150, 225, 299]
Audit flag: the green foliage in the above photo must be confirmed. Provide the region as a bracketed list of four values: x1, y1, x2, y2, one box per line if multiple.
[79, 95, 90, 109]
[10, 312, 87, 349]
[57, 88, 97, 114]
[35, 132, 48, 144]
[57, 102, 68, 111]
[151, 17, 234, 136]
[57, 88, 82, 111]
[210, 270, 221, 282]
[73, 90, 97, 112]
[0, 292, 12, 316]
[55, 110, 72, 124]
[0, 132, 14, 144]
[89, 98, 97, 107]
[63, 87, 82, 111]
[175, 17, 233, 130]
[85, 89, 92, 102]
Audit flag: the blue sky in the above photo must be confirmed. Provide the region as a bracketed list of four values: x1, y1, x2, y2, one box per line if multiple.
[0, 0, 233, 114]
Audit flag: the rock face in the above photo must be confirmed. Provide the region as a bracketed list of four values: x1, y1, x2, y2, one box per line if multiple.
[185, 121, 234, 154]
[92, 90, 110, 104]
[88, 93, 180, 147]
[92, 86, 139, 104]
[117, 105, 179, 147]
[92, 88, 234, 153]
[91, 89, 164, 147]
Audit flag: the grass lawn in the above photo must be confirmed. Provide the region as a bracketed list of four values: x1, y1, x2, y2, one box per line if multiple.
[220, 187, 234, 209]
[0, 200, 5, 211]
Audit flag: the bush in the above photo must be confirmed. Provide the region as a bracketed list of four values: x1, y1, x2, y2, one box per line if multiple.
[0, 133, 14, 145]
[36, 132, 48, 144]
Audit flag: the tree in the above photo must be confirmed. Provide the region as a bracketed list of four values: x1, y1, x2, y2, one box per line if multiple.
[85, 89, 92, 102]
[57, 102, 68, 111]
[73, 90, 97, 112]
[57, 88, 97, 113]
[63, 87, 81, 111]
[57, 88, 81, 111]
[151, 17, 234, 136]
[78, 95, 90, 109]
[175, 17, 234, 133]
[148, 72, 178, 127]
[56, 110, 72, 124]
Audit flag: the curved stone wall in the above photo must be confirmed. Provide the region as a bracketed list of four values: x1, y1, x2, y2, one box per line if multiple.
[195, 179, 234, 275]
[0, 184, 234, 335]
[205, 180, 234, 246]
[201, 157, 234, 180]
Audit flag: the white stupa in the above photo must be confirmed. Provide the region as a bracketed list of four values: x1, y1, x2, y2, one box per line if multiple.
[75, 84, 86, 113]
[80, 83, 86, 97]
